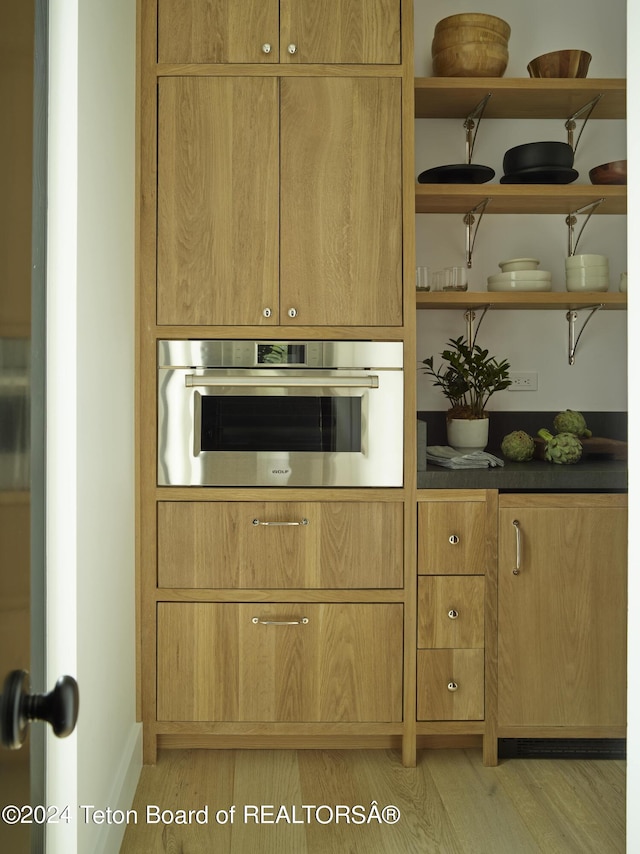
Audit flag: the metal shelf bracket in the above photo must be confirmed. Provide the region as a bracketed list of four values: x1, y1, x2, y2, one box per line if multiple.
[463, 93, 492, 163]
[565, 198, 605, 256]
[564, 94, 603, 153]
[465, 304, 490, 346]
[566, 304, 604, 365]
[463, 198, 492, 268]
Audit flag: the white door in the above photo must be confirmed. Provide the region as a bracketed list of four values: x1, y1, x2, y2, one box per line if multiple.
[2, 2, 139, 853]
[0, 2, 78, 852]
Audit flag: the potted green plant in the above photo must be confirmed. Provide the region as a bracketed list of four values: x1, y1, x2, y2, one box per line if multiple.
[421, 335, 511, 452]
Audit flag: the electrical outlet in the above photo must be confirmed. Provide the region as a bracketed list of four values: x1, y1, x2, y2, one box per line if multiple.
[509, 371, 538, 391]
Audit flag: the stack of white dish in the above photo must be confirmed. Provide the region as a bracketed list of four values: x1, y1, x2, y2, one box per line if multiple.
[565, 254, 609, 292]
[488, 258, 551, 291]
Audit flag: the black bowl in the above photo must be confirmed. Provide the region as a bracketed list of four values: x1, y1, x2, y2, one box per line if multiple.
[503, 141, 574, 175]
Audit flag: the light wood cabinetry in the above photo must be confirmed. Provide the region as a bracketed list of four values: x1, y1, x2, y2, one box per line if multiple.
[418, 500, 487, 574]
[137, 0, 415, 763]
[497, 493, 627, 733]
[157, 75, 402, 327]
[157, 0, 401, 64]
[157, 500, 404, 589]
[157, 602, 403, 722]
[416, 493, 491, 732]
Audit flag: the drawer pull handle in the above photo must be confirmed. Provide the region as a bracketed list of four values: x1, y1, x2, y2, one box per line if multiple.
[252, 518, 309, 527]
[447, 609, 459, 620]
[448, 534, 460, 545]
[512, 519, 521, 575]
[447, 681, 458, 692]
[252, 617, 309, 626]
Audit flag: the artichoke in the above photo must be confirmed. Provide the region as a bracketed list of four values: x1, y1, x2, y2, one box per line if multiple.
[500, 430, 535, 462]
[552, 409, 592, 438]
[537, 428, 582, 465]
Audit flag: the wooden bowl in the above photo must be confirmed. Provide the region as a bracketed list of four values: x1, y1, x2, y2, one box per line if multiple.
[434, 13, 511, 41]
[589, 160, 627, 185]
[527, 50, 591, 78]
[431, 26, 508, 56]
[433, 42, 508, 78]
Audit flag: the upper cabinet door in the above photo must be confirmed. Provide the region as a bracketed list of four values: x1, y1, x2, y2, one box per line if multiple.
[157, 77, 280, 326]
[157, 0, 401, 64]
[280, 77, 403, 326]
[280, 0, 401, 64]
[157, 0, 280, 63]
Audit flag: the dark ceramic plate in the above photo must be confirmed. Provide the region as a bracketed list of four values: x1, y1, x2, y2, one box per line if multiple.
[500, 166, 579, 185]
[418, 164, 495, 184]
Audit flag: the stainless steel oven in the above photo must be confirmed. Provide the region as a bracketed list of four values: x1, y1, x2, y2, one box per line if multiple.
[158, 340, 403, 487]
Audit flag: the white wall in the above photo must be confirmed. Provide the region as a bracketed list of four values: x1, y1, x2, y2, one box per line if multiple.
[47, 1, 139, 852]
[415, 0, 627, 413]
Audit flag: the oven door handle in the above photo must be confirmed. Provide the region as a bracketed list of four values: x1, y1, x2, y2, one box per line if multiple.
[184, 374, 379, 389]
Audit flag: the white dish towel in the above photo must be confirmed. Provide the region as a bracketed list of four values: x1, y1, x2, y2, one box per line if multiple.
[426, 445, 505, 469]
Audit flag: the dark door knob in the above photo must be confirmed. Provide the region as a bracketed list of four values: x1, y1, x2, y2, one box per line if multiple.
[0, 669, 79, 750]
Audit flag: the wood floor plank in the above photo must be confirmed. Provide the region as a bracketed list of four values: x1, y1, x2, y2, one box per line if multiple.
[422, 749, 542, 853]
[497, 757, 626, 853]
[119, 748, 626, 853]
[228, 750, 308, 854]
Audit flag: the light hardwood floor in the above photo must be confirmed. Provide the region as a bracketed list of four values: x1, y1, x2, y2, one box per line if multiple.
[119, 748, 625, 853]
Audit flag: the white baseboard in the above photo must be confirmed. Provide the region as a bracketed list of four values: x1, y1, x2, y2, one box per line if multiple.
[91, 723, 142, 854]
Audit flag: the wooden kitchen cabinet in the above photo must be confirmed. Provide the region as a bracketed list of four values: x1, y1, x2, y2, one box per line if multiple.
[157, 500, 404, 588]
[416, 494, 489, 726]
[498, 493, 627, 731]
[418, 500, 487, 574]
[157, 0, 401, 65]
[157, 602, 403, 722]
[157, 75, 402, 327]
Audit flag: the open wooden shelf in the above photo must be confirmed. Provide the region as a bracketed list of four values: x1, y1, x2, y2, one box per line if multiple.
[416, 290, 627, 310]
[415, 183, 627, 215]
[414, 77, 626, 120]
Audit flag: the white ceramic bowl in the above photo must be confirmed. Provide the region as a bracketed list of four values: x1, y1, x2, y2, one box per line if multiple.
[488, 278, 552, 292]
[565, 254, 609, 269]
[566, 268, 609, 280]
[488, 270, 551, 283]
[566, 276, 609, 292]
[498, 257, 540, 272]
[566, 267, 608, 281]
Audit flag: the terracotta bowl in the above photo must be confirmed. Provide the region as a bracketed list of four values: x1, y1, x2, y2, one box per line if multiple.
[589, 160, 627, 185]
[434, 13, 511, 41]
[527, 49, 591, 78]
[432, 42, 508, 78]
[431, 26, 508, 56]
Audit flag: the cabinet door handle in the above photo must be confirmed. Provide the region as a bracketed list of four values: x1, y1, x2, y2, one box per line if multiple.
[447, 609, 459, 620]
[252, 617, 309, 625]
[512, 519, 521, 575]
[447, 681, 458, 692]
[287, 43, 297, 55]
[252, 518, 309, 527]
[261, 43, 272, 54]
[448, 534, 460, 545]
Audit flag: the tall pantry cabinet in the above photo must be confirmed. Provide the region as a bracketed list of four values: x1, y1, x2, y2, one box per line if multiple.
[137, 1, 418, 763]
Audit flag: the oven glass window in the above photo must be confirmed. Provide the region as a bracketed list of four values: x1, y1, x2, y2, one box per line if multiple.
[200, 395, 362, 452]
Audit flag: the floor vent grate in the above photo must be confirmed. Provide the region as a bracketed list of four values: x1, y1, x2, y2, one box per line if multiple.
[498, 738, 626, 760]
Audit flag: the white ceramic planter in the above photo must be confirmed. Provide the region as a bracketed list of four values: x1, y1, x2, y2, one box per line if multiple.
[446, 417, 489, 453]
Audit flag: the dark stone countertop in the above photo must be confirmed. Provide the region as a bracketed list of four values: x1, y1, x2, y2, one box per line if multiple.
[417, 458, 628, 492]
[416, 411, 628, 492]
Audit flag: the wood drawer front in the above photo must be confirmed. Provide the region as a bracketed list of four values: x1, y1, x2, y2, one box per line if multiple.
[417, 649, 484, 721]
[418, 502, 486, 575]
[157, 501, 404, 589]
[157, 602, 403, 722]
[417, 577, 484, 649]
